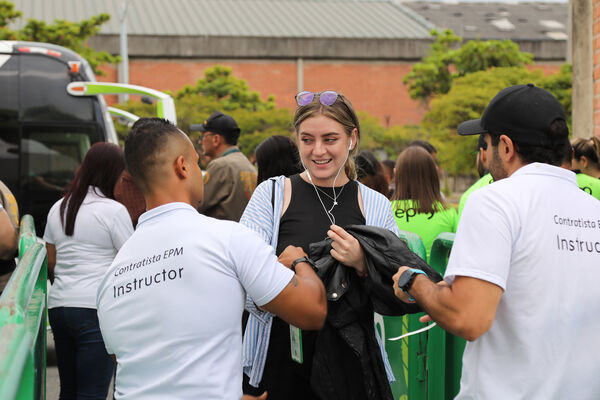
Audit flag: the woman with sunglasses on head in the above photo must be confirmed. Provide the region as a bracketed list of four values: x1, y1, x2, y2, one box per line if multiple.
[43, 142, 134, 399]
[241, 91, 398, 400]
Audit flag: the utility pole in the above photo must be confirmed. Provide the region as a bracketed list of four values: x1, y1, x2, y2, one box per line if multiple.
[119, 1, 129, 103]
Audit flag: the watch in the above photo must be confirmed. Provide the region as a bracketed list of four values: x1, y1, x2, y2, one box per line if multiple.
[291, 257, 318, 273]
[397, 268, 427, 298]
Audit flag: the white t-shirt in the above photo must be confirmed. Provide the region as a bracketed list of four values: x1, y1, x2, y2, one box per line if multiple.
[96, 202, 294, 400]
[44, 187, 133, 309]
[446, 163, 600, 399]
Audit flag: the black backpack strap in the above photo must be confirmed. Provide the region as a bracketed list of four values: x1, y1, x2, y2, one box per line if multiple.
[270, 178, 276, 209]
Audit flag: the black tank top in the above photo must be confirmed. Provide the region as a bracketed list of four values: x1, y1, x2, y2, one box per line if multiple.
[276, 173, 366, 255]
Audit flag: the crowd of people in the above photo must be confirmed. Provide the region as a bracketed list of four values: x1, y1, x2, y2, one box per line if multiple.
[5, 84, 597, 399]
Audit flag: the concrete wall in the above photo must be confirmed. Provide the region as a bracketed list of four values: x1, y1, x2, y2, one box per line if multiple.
[89, 35, 567, 61]
[594, 0, 600, 137]
[572, 0, 594, 138]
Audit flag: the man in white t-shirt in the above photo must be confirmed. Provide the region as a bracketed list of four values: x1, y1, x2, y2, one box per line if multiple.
[96, 118, 326, 400]
[392, 84, 600, 399]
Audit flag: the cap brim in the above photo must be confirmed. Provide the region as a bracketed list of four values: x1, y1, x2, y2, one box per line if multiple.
[457, 119, 487, 136]
[189, 124, 208, 132]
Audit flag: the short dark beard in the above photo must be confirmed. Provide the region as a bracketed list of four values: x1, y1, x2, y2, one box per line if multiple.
[489, 145, 509, 181]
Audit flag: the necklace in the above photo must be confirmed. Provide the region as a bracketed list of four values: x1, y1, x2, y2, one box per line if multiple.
[315, 183, 346, 205]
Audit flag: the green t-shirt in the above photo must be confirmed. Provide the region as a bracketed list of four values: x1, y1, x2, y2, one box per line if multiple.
[392, 199, 458, 262]
[576, 173, 600, 201]
[458, 173, 494, 218]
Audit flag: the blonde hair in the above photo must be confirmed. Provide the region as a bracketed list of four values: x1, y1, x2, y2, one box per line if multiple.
[293, 93, 360, 179]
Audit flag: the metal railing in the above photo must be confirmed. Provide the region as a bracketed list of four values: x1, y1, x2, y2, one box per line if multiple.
[381, 230, 462, 400]
[0, 215, 47, 399]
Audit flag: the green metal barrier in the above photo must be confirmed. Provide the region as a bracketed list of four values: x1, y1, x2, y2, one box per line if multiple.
[377, 230, 428, 400]
[0, 215, 47, 400]
[427, 232, 464, 400]
[379, 231, 461, 400]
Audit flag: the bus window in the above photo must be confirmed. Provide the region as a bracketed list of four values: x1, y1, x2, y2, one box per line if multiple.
[20, 124, 103, 233]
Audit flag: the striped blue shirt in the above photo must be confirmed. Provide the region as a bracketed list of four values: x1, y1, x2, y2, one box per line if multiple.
[240, 175, 399, 387]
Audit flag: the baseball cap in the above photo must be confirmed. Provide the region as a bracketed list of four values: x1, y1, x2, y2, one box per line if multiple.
[457, 84, 565, 147]
[195, 111, 240, 142]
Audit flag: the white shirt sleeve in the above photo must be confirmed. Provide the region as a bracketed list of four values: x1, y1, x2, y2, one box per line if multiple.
[109, 206, 134, 250]
[43, 202, 59, 245]
[228, 225, 293, 307]
[444, 188, 512, 291]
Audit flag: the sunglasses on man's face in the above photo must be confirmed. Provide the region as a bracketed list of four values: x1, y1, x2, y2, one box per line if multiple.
[295, 90, 339, 107]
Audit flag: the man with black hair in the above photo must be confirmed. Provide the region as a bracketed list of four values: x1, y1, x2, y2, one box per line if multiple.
[393, 84, 600, 398]
[457, 135, 494, 218]
[96, 118, 326, 400]
[197, 111, 257, 221]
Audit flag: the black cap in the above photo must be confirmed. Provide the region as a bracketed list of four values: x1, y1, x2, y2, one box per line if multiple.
[195, 111, 240, 142]
[457, 84, 565, 147]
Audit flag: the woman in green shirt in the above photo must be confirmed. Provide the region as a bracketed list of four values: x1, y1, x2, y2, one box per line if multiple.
[391, 146, 457, 261]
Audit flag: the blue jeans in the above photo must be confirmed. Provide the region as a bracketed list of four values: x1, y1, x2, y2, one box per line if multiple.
[49, 307, 114, 400]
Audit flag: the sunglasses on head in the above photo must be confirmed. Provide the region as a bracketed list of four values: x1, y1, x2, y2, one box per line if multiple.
[295, 90, 339, 107]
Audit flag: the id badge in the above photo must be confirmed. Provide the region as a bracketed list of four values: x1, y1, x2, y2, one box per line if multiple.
[290, 325, 303, 364]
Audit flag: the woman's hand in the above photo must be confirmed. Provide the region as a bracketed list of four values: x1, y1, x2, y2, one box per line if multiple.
[327, 225, 367, 277]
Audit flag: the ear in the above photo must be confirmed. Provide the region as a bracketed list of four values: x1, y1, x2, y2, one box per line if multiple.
[580, 155, 589, 168]
[174, 155, 188, 179]
[349, 128, 358, 151]
[498, 135, 516, 160]
[480, 147, 488, 164]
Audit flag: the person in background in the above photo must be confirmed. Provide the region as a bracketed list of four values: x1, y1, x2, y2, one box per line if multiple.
[255, 135, 303, 185]
[0, 180, 18, 294]
[572, 137, 600, 179]
[563, 139, 600, 201]
[393, 84, 600, 399]
[114, 168, 146, 228]
[381, 159, 396, 198]
[458, 135, 494, 218]
[241, 90, 399, 400]
[44, 143, 134, 400]
[196, 111, 257, 221]
[391, 146, 457, 261]
[355, 150, 389, 197]
[407, 140, 440, 172]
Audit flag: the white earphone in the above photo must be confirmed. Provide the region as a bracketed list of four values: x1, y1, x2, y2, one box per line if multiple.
[348, 139, 353, 151]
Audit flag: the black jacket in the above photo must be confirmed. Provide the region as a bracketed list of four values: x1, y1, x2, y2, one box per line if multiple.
[308, 225, 442, 400]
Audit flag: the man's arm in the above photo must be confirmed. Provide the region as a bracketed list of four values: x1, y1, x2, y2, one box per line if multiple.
[393, 266, 502, 341]
[0, 209, 17, 260]
[260, 246, 327, 331]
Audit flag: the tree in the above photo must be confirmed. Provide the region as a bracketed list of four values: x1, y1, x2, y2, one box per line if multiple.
[176, 66, 276, 112]
[422, 66, 572, 177]
[404, 29, 533, 103]
[0, 0, 118, 74]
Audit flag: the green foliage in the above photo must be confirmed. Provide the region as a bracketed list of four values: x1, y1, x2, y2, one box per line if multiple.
[176, 66, 276, 112]
[404, 29, 534, 103]
[539, 64, 572, 125]
[403, 29, 460, 103]
[0, 1, 118, 74]
[422, 66, 572, 176]
[454, 40, 533, 76]
[0, 1, 20, 39]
